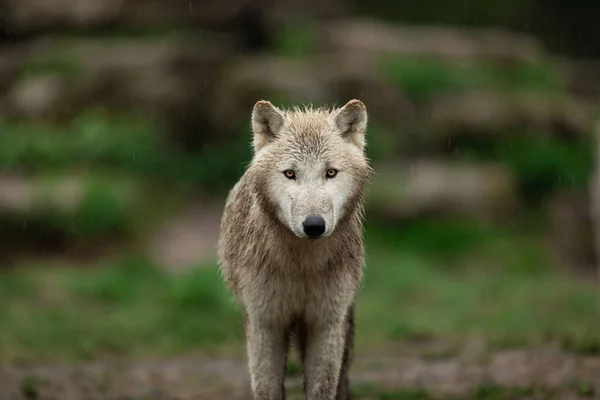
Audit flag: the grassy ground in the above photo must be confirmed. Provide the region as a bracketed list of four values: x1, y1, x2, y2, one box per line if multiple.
[1, 219, 598, 364]
[1, 220, 599, 399]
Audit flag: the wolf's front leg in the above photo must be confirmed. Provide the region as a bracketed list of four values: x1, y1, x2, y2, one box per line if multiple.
[246, 319, 288, 400]
[303, 319, 347, 400]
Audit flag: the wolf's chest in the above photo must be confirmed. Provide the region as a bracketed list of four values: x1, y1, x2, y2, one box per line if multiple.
[240, 264, 357, 325]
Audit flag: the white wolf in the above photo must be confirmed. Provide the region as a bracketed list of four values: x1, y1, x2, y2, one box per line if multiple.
[218, 99, 373, 400]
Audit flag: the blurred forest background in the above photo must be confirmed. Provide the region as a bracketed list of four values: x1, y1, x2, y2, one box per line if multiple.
[1, 0, 600, 399]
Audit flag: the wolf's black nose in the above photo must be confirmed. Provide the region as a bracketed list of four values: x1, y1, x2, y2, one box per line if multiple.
[303, 216, 326, 237]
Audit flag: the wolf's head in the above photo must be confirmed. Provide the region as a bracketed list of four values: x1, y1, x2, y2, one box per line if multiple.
[248, 99, 373, 239]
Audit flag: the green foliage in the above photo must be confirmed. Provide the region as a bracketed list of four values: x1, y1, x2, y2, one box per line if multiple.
[69, 181, 132, 237]
[0, 110, 252, 193]
[0, 177, 137, 242]
[365, 123, 401, 162]
[270, 19, 318, 57]
[496, 136, 594, 199]
[0, 112, 161, 174]
[383, 57, 564, 100]
[451, 133, 595, 200]
[18, 54, 81, 79]
[172, 132, 252, 193]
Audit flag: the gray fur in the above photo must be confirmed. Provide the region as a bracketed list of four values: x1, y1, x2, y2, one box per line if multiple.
[218, 99, 373, 400]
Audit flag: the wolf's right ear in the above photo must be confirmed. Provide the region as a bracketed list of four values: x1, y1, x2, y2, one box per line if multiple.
[252, 100, 285, 151]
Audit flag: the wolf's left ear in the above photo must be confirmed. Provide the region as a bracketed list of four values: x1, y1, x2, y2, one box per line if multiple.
[334, 99, 368, 150]
[252, 100, 285, 152]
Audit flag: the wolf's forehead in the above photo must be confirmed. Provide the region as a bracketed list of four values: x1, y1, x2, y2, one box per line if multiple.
[277, 108, 339, 160]
[282, 125, 340, 160]
[286, 112, 331, 133]
[281, 133, 333, 161]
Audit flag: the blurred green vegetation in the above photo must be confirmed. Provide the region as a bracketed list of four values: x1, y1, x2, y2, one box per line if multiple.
[271, 18, 318, 58]
[18, 54, 82, 80]
[0, 111, 251, 244]
[383, 57, 565, 101]
[450, 133, 595, 200]
[0, 176, 137, 244]
[1, 219, 598, 362]
[0, 110, 251, 193]
[0, 256, 242, 361]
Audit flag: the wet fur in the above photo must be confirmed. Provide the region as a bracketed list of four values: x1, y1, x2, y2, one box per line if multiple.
[218, 100, 372, 400]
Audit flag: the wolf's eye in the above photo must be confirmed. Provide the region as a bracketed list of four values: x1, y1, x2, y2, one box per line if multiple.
[283, 170, 296, 179]
[326, 169, 338, 178]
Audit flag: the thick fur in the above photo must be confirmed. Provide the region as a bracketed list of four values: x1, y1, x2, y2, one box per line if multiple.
[218, 99, 373, 400]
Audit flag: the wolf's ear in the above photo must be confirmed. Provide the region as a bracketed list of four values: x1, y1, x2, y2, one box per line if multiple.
[252, 100, 285, 151]
[334, 99, 368, 150]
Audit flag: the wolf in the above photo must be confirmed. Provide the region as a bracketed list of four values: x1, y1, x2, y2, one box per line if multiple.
[217, 99, 373, 400]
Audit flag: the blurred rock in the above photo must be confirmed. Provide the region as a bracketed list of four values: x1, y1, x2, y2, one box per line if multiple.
[547, 189, 596, 274]
[319, 18, 545, 63]
[559, 58, 600, 100]
[259, 0, 355, 21]
[0, 174, 140, 216]
[212, 56, 336, 132]
[6, 37, 233, 148]
[323, 54, 415, 130]
[0, 50, 22, 91]
[590, 121, 600, 273]
[368, 160, 519, 223]
[0, 175, 84, 213]
[213, 54, 413, 135]
[147, 201, 222, 272]
[0, 174, 141, 260]
[120, 0, 354, 30]
[427, 91, 594, 142]
[4, 0, 123, 33]
[3, 0, 354, 42]
[7, 74, 66, 118]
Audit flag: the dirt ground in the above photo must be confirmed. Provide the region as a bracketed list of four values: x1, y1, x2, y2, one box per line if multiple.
[1, 346, 599, 400]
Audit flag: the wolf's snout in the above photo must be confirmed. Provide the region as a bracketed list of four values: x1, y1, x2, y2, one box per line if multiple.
[302, 215, 326, 238]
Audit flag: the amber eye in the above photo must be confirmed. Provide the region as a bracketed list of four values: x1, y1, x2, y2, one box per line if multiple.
[326, 169, 338, 178]
[283, 170, 296, 179]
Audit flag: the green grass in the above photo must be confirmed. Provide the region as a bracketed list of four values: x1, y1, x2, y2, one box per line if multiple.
[366, 218, 549, 274]
[360, 220, 598, 350]
[358, 251, 598, 349]
[0, 256, 243, 362]
[0, 220, 598, 362]
[382, 57, 564, 100]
